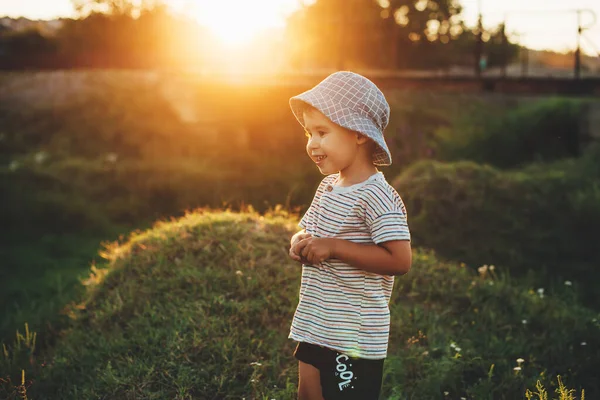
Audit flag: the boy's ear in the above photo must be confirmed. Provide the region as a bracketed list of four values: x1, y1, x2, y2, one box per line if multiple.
[356, 133, 369, 145]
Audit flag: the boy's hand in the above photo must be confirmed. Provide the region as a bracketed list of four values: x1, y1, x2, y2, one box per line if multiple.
[289, 232, 312, 262]
[293, 237, 335, 267]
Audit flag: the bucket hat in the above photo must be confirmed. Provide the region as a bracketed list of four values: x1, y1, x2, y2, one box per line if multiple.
[289, 71, 392, 166]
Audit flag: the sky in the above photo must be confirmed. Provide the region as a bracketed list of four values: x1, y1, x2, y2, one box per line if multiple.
[0, 0, 598, 54]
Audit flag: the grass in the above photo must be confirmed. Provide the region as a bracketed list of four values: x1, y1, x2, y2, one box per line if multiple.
[1, 209, 597, 399]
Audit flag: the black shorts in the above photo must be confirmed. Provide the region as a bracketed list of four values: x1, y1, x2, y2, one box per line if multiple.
[294, 342, 384, 400]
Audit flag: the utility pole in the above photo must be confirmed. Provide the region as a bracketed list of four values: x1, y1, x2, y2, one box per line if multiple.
[575, 9, 582, 79]
[521, 45, 528, 77]
[500, 20, 507, 78]
[474, 0, 483, 78]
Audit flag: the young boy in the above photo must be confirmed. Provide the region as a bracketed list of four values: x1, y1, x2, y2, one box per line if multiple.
[287, 71, 412, 400]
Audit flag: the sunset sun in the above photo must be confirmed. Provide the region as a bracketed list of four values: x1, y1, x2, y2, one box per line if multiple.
[189, 0, 295, 46]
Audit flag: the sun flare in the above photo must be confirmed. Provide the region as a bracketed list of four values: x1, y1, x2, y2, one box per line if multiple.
[189, 0, 295, 46]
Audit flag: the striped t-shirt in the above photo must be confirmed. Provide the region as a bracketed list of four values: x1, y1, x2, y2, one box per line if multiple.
[289, 171, 411, 360]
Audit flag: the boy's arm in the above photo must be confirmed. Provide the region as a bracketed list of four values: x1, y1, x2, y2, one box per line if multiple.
[294, 237, 411, 276]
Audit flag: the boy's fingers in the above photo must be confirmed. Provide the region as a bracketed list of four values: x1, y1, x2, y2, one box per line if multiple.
[295, 239, 310, 255]
[289, 249, 301, 261]
[301, 245, 311, 259]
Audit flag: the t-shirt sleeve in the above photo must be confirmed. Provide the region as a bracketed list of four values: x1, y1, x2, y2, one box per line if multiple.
[363, 185, 411, 244]
[299, 176, 332, 229]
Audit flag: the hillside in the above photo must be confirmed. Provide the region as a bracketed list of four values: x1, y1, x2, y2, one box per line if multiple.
[2, 210, 596, 399]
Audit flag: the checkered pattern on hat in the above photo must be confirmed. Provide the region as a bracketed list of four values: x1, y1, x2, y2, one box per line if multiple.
[289, 71, 392, 166]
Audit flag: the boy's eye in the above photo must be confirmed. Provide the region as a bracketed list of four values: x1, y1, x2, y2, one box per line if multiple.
[318, 131, 327, 137]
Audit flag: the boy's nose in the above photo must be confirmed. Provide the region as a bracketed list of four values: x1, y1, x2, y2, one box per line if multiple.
[306, 136, 319, 150]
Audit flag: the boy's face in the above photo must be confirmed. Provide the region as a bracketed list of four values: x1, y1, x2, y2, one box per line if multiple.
[303, 108, 368, 175]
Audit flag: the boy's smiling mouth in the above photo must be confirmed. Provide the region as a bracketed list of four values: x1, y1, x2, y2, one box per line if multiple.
[314, 155, 327, 165]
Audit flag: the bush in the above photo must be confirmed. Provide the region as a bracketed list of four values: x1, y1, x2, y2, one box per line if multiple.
[1, 156, 318, 235]
[435, 98, 586, 169]
[2, 210, 597, 399]
[393, 151, 600, 307]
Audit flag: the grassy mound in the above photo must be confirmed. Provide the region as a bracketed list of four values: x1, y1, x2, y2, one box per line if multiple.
[2, 210, 598, 399]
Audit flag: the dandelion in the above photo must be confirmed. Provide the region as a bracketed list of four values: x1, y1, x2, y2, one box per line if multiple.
[581, 342, 587, 346]
[522, 319, 528, 324]
[564, 281, 572, 286]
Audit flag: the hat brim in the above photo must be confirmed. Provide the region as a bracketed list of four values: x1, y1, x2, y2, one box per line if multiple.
[290, 92, 392, 166]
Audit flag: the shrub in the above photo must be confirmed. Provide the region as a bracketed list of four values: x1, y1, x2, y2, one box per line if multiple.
[435, 98, 586, 169]
[392, 153, 600, 307]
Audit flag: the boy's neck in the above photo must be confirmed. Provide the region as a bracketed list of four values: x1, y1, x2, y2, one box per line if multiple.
[337, 162, 379, 187]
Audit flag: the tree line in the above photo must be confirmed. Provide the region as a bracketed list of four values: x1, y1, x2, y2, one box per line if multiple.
[0, 0, 519, 71]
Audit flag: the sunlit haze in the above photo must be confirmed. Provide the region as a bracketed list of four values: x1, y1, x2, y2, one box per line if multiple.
[0, 0, 599, 53]
[179, 0, 298, 46]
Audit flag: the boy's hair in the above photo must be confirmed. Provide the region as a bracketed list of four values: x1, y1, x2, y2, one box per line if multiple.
[289, 71, 392, 166]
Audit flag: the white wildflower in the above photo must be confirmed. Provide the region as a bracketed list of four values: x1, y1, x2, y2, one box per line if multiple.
[564, 281, 572, 286]
[105, 153, 118, 163]
[581, 342, 587, 346]
[444, 392, 449, 396]
[250, 361, 262, 366]
[236, 270, 243, 276]
[8, 160, 19, 171]
[489, 265, 495, 271]
[34, 151, 48, 164]
[488, 281, 494, 286]
[455, 347, 462, 352]
[537, 288, 544, 298]
[522, 319, 528, 324]
[450, 342, 457, 349]
[478, 265, 488, 275]
[516, 358, 525, 364]
[514, 367, 521, 371]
